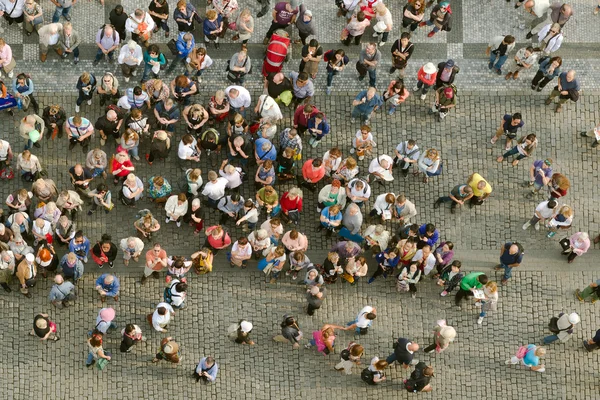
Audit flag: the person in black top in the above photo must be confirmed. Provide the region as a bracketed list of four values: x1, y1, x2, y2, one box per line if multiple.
[404, 362, 434, 393]
[91, 234, 118, 268]
[227, 134, 253, 169]
[299, 39, 323, 79]
[274, 315, 302, 349]
[434, 59, 458, 89]
[30, 313, 59, 341]
[386, 337, 419, 368]
[234, 320, 255, 345]
[390, 32, 414, 77]
[42, 105, 66, 139]
[265, 72, 294, 104]
[69, 164, 93, 194]
[120, 324, 143, 352]
[96, 109, 123, 145]
[109, 5, 128, 43]
[306, 285, 327, 315]
[148, 0, 170, 37]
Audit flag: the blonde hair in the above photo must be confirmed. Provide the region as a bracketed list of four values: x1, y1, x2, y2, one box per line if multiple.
[558, 205, 573, 218]
[426, 148, 439, 160]
[206, 9, 217, 19]
[485, 281, 498, 293]
[215, 90, 225, 101]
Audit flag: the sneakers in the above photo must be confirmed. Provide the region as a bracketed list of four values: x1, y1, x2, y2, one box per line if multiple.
[420, 94, 426, 101]
[522, 221, 530, 230]
[358, 155, 364, 161]
[86, 99, 92, 106]
[477, 317, 484, 325]
[534, 222, 540, 231]
[474, 301, 482, 307]
[124, 76, 130, 82]
[74, 57, 79, 65]
[109, 262, 114, 268]
[176, 221, 181, 228]
[412, 85, 419, 92]
[165, 217, 170, 224]
[349, 148, 355, 154]
[83, 257, 88, 263]
[433, 199, 442, 209]
[8, 71, 13, 78]
[75, 105, 80, 113]
[326, 87, 332, 95]
[367, 277, 375, 284]
[440, 290, 448, 297]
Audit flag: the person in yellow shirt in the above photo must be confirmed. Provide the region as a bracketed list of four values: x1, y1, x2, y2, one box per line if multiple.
[467, 173, 492, 208]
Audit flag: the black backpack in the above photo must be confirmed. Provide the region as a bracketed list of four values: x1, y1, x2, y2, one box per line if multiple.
[100, 24, 117, 41]
[360, 368, 375, 385]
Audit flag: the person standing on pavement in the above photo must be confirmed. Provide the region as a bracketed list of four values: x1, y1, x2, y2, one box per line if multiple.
[164, 193, 188, 228]
[544, 70, 579, 113]
[526, 2, 572, 39]
[120, 324, 144, 353]
[524, 158, 553, 198]
[558, 232, 590, 264]
[48, 274, 76, 308]
[94, 307, 117, 335]
[386, 337, 419, 368]
[58, 22, 80, 64]
[141, 242, 167, 284]
[495, 242, 524, 286]
[419, 1, 451, 38]
[148, 0, 170, 38]
[467, 173, 492, 208]
[30, 313, 59, 342]
[91, 234, 118, 269]
[430, 85, 456, 121]
[355, 43, 380, 88]
[50, 0, 72, 23]
[523, 199, 557, 232]
[351, 87, 383, 126]
[455, 272, 488, 309]
[95, 273, 120, 302]
[389, 32, 414, 78]
[16, 253, 37, 297]
[579, 120, 600, 149]
[152, 337, 181, 364]
[262, 0, 298, 44]
[476, 281, 499, 324]
[119, 236, 144, 267]
[94, 25, 120, 67]
[490, 112, 524, 150]
[413, 62, 437, 101]
[486, 35, 516, 75]
[118, 40, 144, 83]
[194, 356, 219, 383]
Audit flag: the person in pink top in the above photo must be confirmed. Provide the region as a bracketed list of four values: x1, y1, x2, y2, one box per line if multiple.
[298, 158, 325, 192]
[281, 229, 308, 254]
[384, 79, 409, 115]
[413, 62, 437, 101]
[559, 232, 590, 264]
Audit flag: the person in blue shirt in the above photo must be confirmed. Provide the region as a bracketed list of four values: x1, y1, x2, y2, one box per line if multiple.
[307, 113, 330, 148]
[317, 205, 343, 238]
[505, 344, 545, 372]
[203, 10, 223, 49]
[95, 273, 120, 302]
[494, 242, 524, 286]
[167, 32, 195, 73]
[68, 230, 91, 263]
[351, 87, 383, 125]
[544, 69, 579, 113]
[417, 223, 439, 249]
[254, 138, 277, 164]
[368, 248, 400, 284]
[13, 73, 39, 114]
[194, 356, 219, 384]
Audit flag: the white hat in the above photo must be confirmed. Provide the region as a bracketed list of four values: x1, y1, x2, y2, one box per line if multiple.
[440, 326, 456, 340]
[240, 321, 253, 333]
[304, 9, 312, 17]
[423, 62, 437, 74]
[568, 312, 580, 325]
[25, 253, 35, 262]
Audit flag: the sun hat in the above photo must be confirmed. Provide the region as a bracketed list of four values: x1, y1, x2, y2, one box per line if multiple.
[240, 321, 253, 333]
[99, 307, 116, 322]
[423, 62, 436, 74]
[568, 312, 580, 325]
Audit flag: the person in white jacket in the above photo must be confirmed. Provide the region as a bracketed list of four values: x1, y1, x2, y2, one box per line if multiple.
[487, 35, 516, 75]
[536, 23, 563, 55]
[125, 9, 155, 46]
[164, 193, 189, 227]
[117, 40, 143, 82]
[149, 302, 174, 332]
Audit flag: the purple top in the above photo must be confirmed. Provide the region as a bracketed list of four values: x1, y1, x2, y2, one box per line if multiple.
[434, 242, 454, 266]
[274, 2, 298, 25]
[532, 160, 553, 186]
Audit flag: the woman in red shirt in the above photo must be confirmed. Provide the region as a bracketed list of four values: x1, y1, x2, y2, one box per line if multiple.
[299, 158, 325, 192]
[204, 225, 231, 255]
[279, 187, 303, 224]
[111, 151, 135, 185]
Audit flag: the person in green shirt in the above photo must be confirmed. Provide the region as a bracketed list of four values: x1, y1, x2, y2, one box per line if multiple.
[455, 272, 488, 309]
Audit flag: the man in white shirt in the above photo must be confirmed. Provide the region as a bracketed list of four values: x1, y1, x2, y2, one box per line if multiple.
[370, 192, 395, 222]
[0, 139, 13, 171]
[368, 155, 394, 186]
[412, 245, 436, 276]
[394, 139, 420, 176]
[346, 178, 371, 206]
[117, 86, 150, 110]
[150, 302, 174, 332]
[201, 170, 228, 208]
[346, 306, 377, 335]
[523, 199, 557, 231]
[118, 40, 144, 82]
[164, 193, 188, 227]
[0, 0, 25, 25]
[225, 85, 251, 117]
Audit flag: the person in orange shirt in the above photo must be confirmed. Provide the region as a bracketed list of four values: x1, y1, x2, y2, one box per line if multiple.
[297, 158, 325, 192]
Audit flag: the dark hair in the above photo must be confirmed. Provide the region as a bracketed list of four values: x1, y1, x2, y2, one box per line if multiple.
[308, 39, 319, 47]
[478, 275, 489, 285]
[230, 193, 241, 202]
[334, 49, 345, 57]
[147, 44, 160, 55]
[526, 46, 534, 53]
[237, 237, 248, 245]
[451, 260, 462, 269]
[96, 183, 107, 193]
[281, 315, 296, 328]
[547, 200, 557, 208]
[366, 313, 376, 320]
[549, 56, 562, 67]
[425, 223, 436, 234]
[74, 230, 84, 239]
[407, 139, 416, 146]
[512, 112, 522, 120]
[504, 35, 515, 44]
[312, 158, 323, 167]
[356, 11, 365, 21]
[125, 324, 135, 334]
[114, 4, 123, 13]
[401, 32, 411, 40]
[158, 307, 167, 315]
[298, 71, 309, 81]
[133, 86, 142, 96]
[445, 241, 454, 250]
[408, 224, 419, 233]
[314, 112, 324, 120]
[175, 282, 188, 292]
[101, 233, 112, 242]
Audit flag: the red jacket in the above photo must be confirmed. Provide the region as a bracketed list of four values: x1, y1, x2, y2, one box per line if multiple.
[280, 192, 303, 212]
[293, 105, 320, 128]
[417, 67, 437, 86]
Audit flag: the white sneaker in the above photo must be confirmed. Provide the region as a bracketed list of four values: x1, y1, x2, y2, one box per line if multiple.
[132, 70, 137, 76]
[75, 105, 80, 113]
[522, 222, 530, 230]
[474, 301, 482, 307]
[197, 78, 203, 83]
[378, 42, 386, 47]
[412, 86, 419, 92]
[534, 222, 540, 231]
[358, 156, 364, 161]
[176, 221, 181, 228]
[372, 32, 379, 37]
[133, 155, 140, 161]
[8, 71, 13, 78]
[124, 76, 130, 82]
[165, 217, 170, 223]
[477, 317, 484, 325]
[410, 359, 419, 366]
[420, 94, 426, 100]
[349, 148, 355, 154]
[87, 100, 92, 106]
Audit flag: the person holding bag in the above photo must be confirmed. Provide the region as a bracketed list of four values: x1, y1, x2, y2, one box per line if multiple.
[227, 47, 251, 84]
[304, 323, 347, 355]
[86, 331, 111, 369]
[272, 315, 302, 349]
[0, 38, 16, 79]
[335, 342, 364, 375]
[120, 324, 144, 352]
[91, 234, 118, 268]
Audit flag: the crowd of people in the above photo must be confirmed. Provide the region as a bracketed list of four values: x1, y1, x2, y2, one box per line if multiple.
[0, 0, 598, 392]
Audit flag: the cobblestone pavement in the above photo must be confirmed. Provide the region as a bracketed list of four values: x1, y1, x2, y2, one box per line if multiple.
[1, 0, 600, 398]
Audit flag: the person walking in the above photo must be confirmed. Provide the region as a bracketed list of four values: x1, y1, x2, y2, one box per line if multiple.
[386, 337, 419, 368]
[490, 112, 524, 150]
[423, 320, 456, 354]
[272, 315, 302, 349]
[152, 337, 181, 364]
[543, 312, 579, 345]
[120, 324, 144, 353]
[505, 345, 546, 372]
[575, 278, 600, 304]
[30, 313, 60, 341]
[494, 242, 524, 285]
[334, 342, 364, 375]
[558, 232, 590, 264]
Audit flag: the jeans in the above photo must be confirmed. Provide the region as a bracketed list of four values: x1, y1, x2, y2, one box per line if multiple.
[141, 63, 158, 82]
[425, 20, 439, 32]
[95, 49, 115, 61]
[543, 335, 559, 344]
[351, 108, 371, 123]
[502, 146, 526, 160]
[230, 106, 246, 118]
[64, 47, 80, 59]
[500, 263, 512, 280]
[265, 22, 289, 39]
[326, 70, 338, 87]
[342, 34, 362, 46]
[375, 31, 389, 42]
[416, 80, 432, 95]
[86, 350, 112, 365]
[52, 6, 71, 23]
[489, 53, 508, 71]
[126, 146, 139, 158]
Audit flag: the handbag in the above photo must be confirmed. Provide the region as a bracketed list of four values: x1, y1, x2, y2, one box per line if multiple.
[228, 21, 237, 30]
[2, 57, 16, 74]
[167, 39, 178, 55]
[96, 358, 109, 370]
